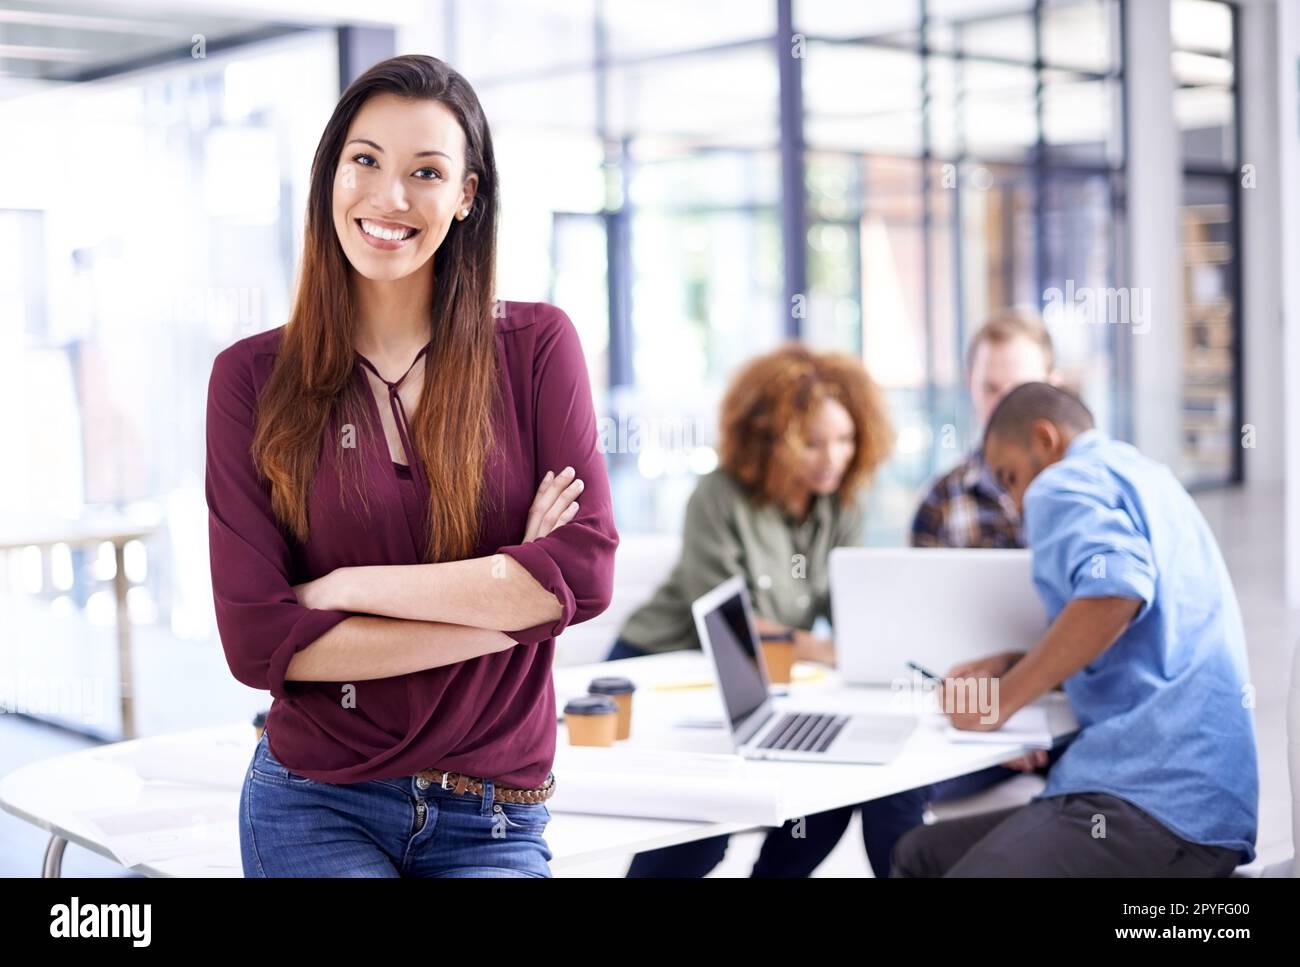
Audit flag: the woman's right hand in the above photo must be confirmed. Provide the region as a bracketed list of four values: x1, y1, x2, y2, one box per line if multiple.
[522, 466, 584, 543]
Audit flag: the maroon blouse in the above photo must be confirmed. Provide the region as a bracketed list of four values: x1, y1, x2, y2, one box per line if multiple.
[204, 301, 619, 787]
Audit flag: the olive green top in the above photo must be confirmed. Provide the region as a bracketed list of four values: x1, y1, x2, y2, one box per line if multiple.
[617, 468, 868, 655]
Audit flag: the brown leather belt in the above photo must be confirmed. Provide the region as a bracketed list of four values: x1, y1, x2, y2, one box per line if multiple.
[413, 767, 556, 804]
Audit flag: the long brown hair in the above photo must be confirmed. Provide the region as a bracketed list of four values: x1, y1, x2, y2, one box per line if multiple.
[251, 55, 499, 562]
[718, 343, 894, 511]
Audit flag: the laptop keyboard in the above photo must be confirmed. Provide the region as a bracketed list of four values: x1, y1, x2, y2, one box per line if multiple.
[757, 712, 849, 753]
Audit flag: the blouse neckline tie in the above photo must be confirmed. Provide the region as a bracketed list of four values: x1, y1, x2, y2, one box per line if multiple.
[355, 343, 431, 492]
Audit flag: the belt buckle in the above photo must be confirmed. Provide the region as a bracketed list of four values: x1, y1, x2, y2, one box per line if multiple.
[440, 771, 456, 791]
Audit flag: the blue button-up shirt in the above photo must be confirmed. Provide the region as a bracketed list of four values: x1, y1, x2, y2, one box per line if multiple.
[1024, 429, 1258, 861]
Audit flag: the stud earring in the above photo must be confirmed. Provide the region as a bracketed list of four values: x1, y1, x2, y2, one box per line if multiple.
[460, 208, 469, 218]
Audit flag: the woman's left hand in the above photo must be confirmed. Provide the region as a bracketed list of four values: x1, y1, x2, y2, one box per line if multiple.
[523, 467, 584, 543]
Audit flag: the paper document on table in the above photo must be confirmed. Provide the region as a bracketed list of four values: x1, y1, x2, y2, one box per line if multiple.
[547, 746, 786, 826]
[74, 798, 238, 869]
[87, 732, 252, 788]
[943, 705, 1054, 749]
[69, 732, 252, 868]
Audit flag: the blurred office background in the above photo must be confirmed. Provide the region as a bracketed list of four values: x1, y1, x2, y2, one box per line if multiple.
[0, 0, 1297, 875]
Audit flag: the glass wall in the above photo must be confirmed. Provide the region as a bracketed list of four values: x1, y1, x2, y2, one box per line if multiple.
[797, 0, 1124, 541]
[1173, 0, 1239, 486]
[6, 2, 1241, 577]
[465, 0, 786, 535]
[0, 30, 340, 640]
[470, 0, 1134, 542]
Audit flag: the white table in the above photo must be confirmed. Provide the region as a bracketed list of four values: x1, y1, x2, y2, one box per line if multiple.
[551, 653, 1076, 848]
[0, 652, 1076, 876]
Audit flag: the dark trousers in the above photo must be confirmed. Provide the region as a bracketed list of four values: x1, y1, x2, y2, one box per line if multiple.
[891, 791, 1241, 877]
[624, 787, 930, 878]
[609, 637, 930, 876]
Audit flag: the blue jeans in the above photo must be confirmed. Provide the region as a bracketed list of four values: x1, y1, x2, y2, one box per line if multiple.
[239, 727, 554, 877]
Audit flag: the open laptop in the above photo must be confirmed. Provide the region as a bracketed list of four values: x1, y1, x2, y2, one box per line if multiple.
[829, 548, 1048, 686]
[691, 575, 917, 764]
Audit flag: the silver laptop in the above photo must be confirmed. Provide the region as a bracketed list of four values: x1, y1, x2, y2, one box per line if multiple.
[691, 576, 917, 764]
[829, 548, 1048, 686]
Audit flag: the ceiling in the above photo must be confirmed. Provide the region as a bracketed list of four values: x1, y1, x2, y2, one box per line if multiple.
[0, 0, 290, 82]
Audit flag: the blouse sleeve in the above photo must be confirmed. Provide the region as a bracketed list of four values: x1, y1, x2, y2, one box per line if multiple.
[816, 493, 867, 622]
[493, 306, 620, 645]
[832, 493, 867, 549]
[205, 340, 351, 698]
[673, 474, 748, 609]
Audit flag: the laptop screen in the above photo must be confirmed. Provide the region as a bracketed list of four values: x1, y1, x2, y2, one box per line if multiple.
[701, 587, 769, 731]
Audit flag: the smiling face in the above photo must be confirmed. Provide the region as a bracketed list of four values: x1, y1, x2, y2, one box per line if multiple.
[793, 397, 857, 497]
[331, 93, 478, 282]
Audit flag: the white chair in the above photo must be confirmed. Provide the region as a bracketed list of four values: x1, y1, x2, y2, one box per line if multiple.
[554, 534, 682, 667]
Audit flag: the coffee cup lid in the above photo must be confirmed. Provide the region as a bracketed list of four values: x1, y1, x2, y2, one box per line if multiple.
[588, 676, 636, 695]
[564, 695, 619, 716]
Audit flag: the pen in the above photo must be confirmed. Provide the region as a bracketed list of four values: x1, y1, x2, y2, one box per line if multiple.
[906, 661, 943, 684]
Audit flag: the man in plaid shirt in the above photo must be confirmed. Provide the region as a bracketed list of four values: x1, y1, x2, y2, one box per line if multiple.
[911, 310, 1055, 549]
[910, 449, 1024, 548]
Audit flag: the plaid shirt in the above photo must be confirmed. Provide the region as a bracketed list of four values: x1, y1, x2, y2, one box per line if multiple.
[910, 448, 1024, 548]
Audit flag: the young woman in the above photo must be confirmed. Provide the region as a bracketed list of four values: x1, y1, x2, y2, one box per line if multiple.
[606, 345, 923, 877]
[205, 54, 618, 877]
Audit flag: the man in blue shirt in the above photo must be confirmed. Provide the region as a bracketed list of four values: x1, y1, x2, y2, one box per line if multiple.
[892, 382, 1257, 876]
